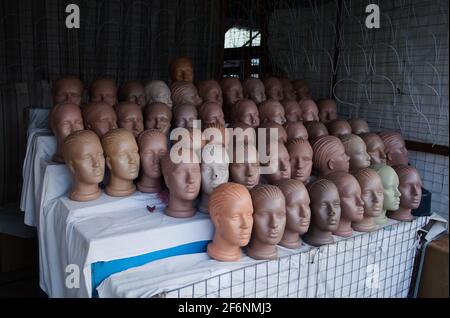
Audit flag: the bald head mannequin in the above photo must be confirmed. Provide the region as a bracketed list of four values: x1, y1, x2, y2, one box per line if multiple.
[50, 102, 84, 162]
[282, 100, 302, 123]
[279, 77, 297, 101]
[144, 102, 172, 135]
[170, 57, 194, 83]
[339, 134, 371, 170]
[311, 135, 350, 176]
[275, 179, 310, 249]
[299, 99, 319, 122]
[173, 103, 198, 128]
[259, 99, 286, 125]
[349, 118, 369, 135]
[378, 131, 409, 166]
[62, 130, 105, 201]
[171, 81, 202, 108]
[137, 130, 168, 193]
[247, 184, 286, 260]
[52, 76, 84, 106]
[326, 171, 364, 237]
[360, 133, 387, 165]
[220, 77, 243, 122]
[303, 179, 341, 246]
[266, 142, 291, 184]
[229, 122, 257, 148]
[292, 79, 311, 101]
[230, 143, 260, 190]
[317, 99, 337, 124]
[284, 121, 308, 142]
[327, 119, 352, 137]
[89, 78, 117, 106]
[118, 81, 145, 107]
[82, 102, 118, 138]
[305, 121, 329, 140]
[144, 80, 173, 109]
[287, 138, 313, 183]
[232, 99, 260, 128]
[371, 164, 401, 225]
[259, 122, 287, 145]
[207, 183, 254, 261]
[203, 122, 228, 149]
[263, 77, 284, 101]
[243, 78, 266, 105]
[115, 102, 144, 138]
[199, 101, 225, 126]
[102, 128, 140, 197]
[197, 80, 223, 106]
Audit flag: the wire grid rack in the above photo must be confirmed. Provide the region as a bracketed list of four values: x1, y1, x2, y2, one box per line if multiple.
[154, 217, 429, 298]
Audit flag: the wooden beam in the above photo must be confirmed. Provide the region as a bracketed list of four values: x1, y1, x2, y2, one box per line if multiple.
[406, 140, 449, 157]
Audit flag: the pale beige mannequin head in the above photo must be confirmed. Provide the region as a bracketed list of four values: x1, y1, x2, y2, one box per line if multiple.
[339, 134, 371, 170]
[371, 164, 401, 225]
[243, 78, 266, 105]
[82, 102, 118, 138]
[284, 121, 308, 142]
[89, 78, 118, 106]
[144, 102, 172, 135]
[115, 102, 144, 138]
[170, 57, 194, 83]
[118, 81, 145, 107]
[52, 76, 84, 106]
[144, 80, 173, 108]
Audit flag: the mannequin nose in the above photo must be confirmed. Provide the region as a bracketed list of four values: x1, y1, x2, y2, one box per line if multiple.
[128, 154, 136, 164]
[269, 215, 278, 228]
[356, 196, 364, 207]
[245, 165, 253, 177]
[240, 216, 250, 229]
[297, 159, 303, 169]
[329, 206, 336, 216]
[186, 172, 194, 184]
[412, 186, 420, 196]
[280, 160, 288, 171]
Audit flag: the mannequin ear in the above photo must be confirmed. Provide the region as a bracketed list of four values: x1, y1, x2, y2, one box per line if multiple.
[105, 156, 112, 170]
[86, 123, 92, 130]
[386, 152, 393, 162]
[327, 158, 335, 170]
[66, 160, 76, 175]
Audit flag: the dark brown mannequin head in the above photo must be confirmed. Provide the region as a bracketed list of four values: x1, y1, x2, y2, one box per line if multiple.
[144, 102, 172, 135]
[282, 100, 302, 123]
[286, 138, 313, 183]
[360, 133, 387, 165]
[171, 81, 202, 108]
[89, 78, 118, 106]
[327, 119, 352, 137]
[349, 118, 369, 135]
[279, 77, 297, 101]
[220, 78, 243, 106]
[317, 99, 337, 124]
[82, 102, 118, 138]
[173, 103, 198, 128]
[228, 122, 257, 148]
[232, 99, 260, 128]
[378, 131, 409, 166]
[263, 77, 284, 101]
[243, 78, 266, 105]
[115, 102, 144, 138]
[170, 57, 194, 83]
[52, 76, 84, 106]
[259, 99, 286, 125]
[259, 122, 287, 145]
[284, 121, 308, 142]
[304, 121, 329, 140]
[197, 80, 223, 106]
[118, 81, 145, 108]
[299, 99, 319, 121]
[311, 135, 350, 176]
[292, 79, 311, 101]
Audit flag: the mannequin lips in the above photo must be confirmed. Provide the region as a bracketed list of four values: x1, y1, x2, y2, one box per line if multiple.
[186, 185, 198, 193]
[328, 218, 338, 225]
[129, 165, 138, 173]
[412, 197, 421, 206]
[295, 170, 305, 178]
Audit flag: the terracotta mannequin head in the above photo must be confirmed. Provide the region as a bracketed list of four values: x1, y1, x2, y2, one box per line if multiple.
[275, 179, 310, 249]
[82, 102, 118, 138]
[352, 168, 384, 232]
[243, 78, 266, 105]
[349, 118, 369, 135]
[62, 130, 105, 201]
[144, 102, 172, 135]
[247, 184, 286, 260]
[299, 99, 319, 122]
[303, 179, 341, 246]
[161, 149, 201, 218]
[279, 77, 297, 101]
[230, 143, 260, 190]
[199, 143, 230, 213]
[199, 101, 225, 126]
[115, 102, 144, 138]
[263, 77, 284, 101]
[286, 138, 313, 183]
[326, 172, 364, 237]
[52, 76, 84, 106]
[137, 130, 168, 193]
[370, 164, 401, 225]
[171, 81, 202, 108]
[102, 128, 140, 197]
[118, 81, 145, 107]
[317, 99, 337, 124]
[144, 80, 173, 108]
[170, 57, 194, 83]
[197, 80, 223, 106]
[292, 79, 311, 100]
[284, 122, 308, 142]
[232, 99, 260, 128]
[389, 165, 422, 222]
[378, 131, 409, 166]
[282, 100, 302, 123]
[220, 78, 243, 106]
[50, 103, 84, 162]
[305, 121, 328, 140]
[311, 135, 350, 176]
[266, 142, 291, 184]
[229, 123, 257, 147]
[173, 104, 198, 128]
[360, 133, 387, 165]
[340, 134, 371, 170]
[207, 183, 254, 261]
[327, 120, 352, 137]
[259, 99, 286, 125]
[89, 78, 117, 106]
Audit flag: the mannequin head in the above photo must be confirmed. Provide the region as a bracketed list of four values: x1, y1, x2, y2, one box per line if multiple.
[282, 100, 302, 123]
[118, 81, 145, 107]
[199, 101, 225, 126]
[349, 118, 369, 135]
[229, 122, 257, 147]
[286, 138, 313, 183]
[50, 102, 84, 162]
[360, 133, 387, 165]
[389, 165, 421, 221]
[203, 122, 228, 149]
[82, 102, 118, 138]
[52, 76, 83, 106]
[144, 102, 172, 134]
[266, 142, 291, 184]
[173, 104, 198, 128]
[115, 102, 144, 138]
[230, 143, 260, 190]
[220, 78, 243, 106]
[284, 121, 308, 142]
[247, 184, 286, 260]
[62, 130, 105, 201]
[259, 122, 287, 144]
[170, 57, 194, 83]
[371, 164, 401, 224]
[305, 121, 328, 140]
[144, 80, 173, 108]
[171, 81, 202, 108]
[197, 80, 223, 105]
[326, 171, 364, 237]
[263, 77, 284, 101]
[311, 135, 350, 176]
[299, 99, 319, 122]
[317, 99, 337, 124]
[378, 131, 409, 166]
[233, 99, 259, 128]
[292, 79, 311, 100]
[102, 128, 140, 197]
[89, 78, 117, 106]
[276, 179, 310, 248]
[279, 77, 297, 101]
[259, 99, 286, 125]
[207, 183, 253, 261]
[327, 120, 352, 137]
[137, 130, 168, 193]
[340, 134, 371, 170]
[243, 78, 266, 105]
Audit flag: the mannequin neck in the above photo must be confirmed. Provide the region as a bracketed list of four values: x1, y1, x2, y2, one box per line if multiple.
[207, 235, 242, 261]
[388, 206, 413, 222]
[303, 225, 334, 246]
[246, 238, 278, 260]
[333, 216, 353, 237]
[352, 215, 376, 232]
[70, 178, 101, 201]
[279, 228, 302, 249]
[137, 174, 163, 193]
[106, 174, 135, 196]
[166, 193, 196, 218]
[375, 209, 388, 225]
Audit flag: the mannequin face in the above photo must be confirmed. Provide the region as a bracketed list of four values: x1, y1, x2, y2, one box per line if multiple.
[84, 103, 118, 138]
[284, 122, 308, 141]
[116, 102, 144, 138]
[378, 166, 401, 211]
[51, 104, 84, 145]
[280, 78, 297, 101]
[174, 104, 198, 128]
[310, 185, 341, 231]
[337, 176, 365, 222]
[105, 134, 140, 180]
[350, 119, 369, 135]
[145, 103, 172, 134]
[244, 79, 266, 105]
[199, 102, 225, 126]
[221, 79, 243, 106]
[344, 136, 371, 170]
[119, 82, 145, 107]
[90, 79, 117, 106]
[198, 80, 222, 105]
[398, 170, 422, 209]
[300, 99, 319, 121]
[318, 100, 337, 124]
[145, 81, 173, 108]
[383, 135, 409, 166]
[53, 77, 83, 106]
[328, 120, 352, 137]
[293, 80, 311, 100]
[287, 141, 313, 183]
[285, 188, 311, 235]
[363, 134, 387, 165]
[139, 133, 168, 179]
[201, 161, 229, 195]
[230, 145, 260, 190]
[264, 78, 284, 101]
[266, 143, 291, 183]
[359, 174, 384, 217]
[171, 58, 194, 82]
[235, 100, 259, 128]
[166, 162, 201, 200]
[171, 82, 202, 107]
[282, 100, 302, 123]
[252, 195, 286, 245]
[260, 100, 286, 125]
